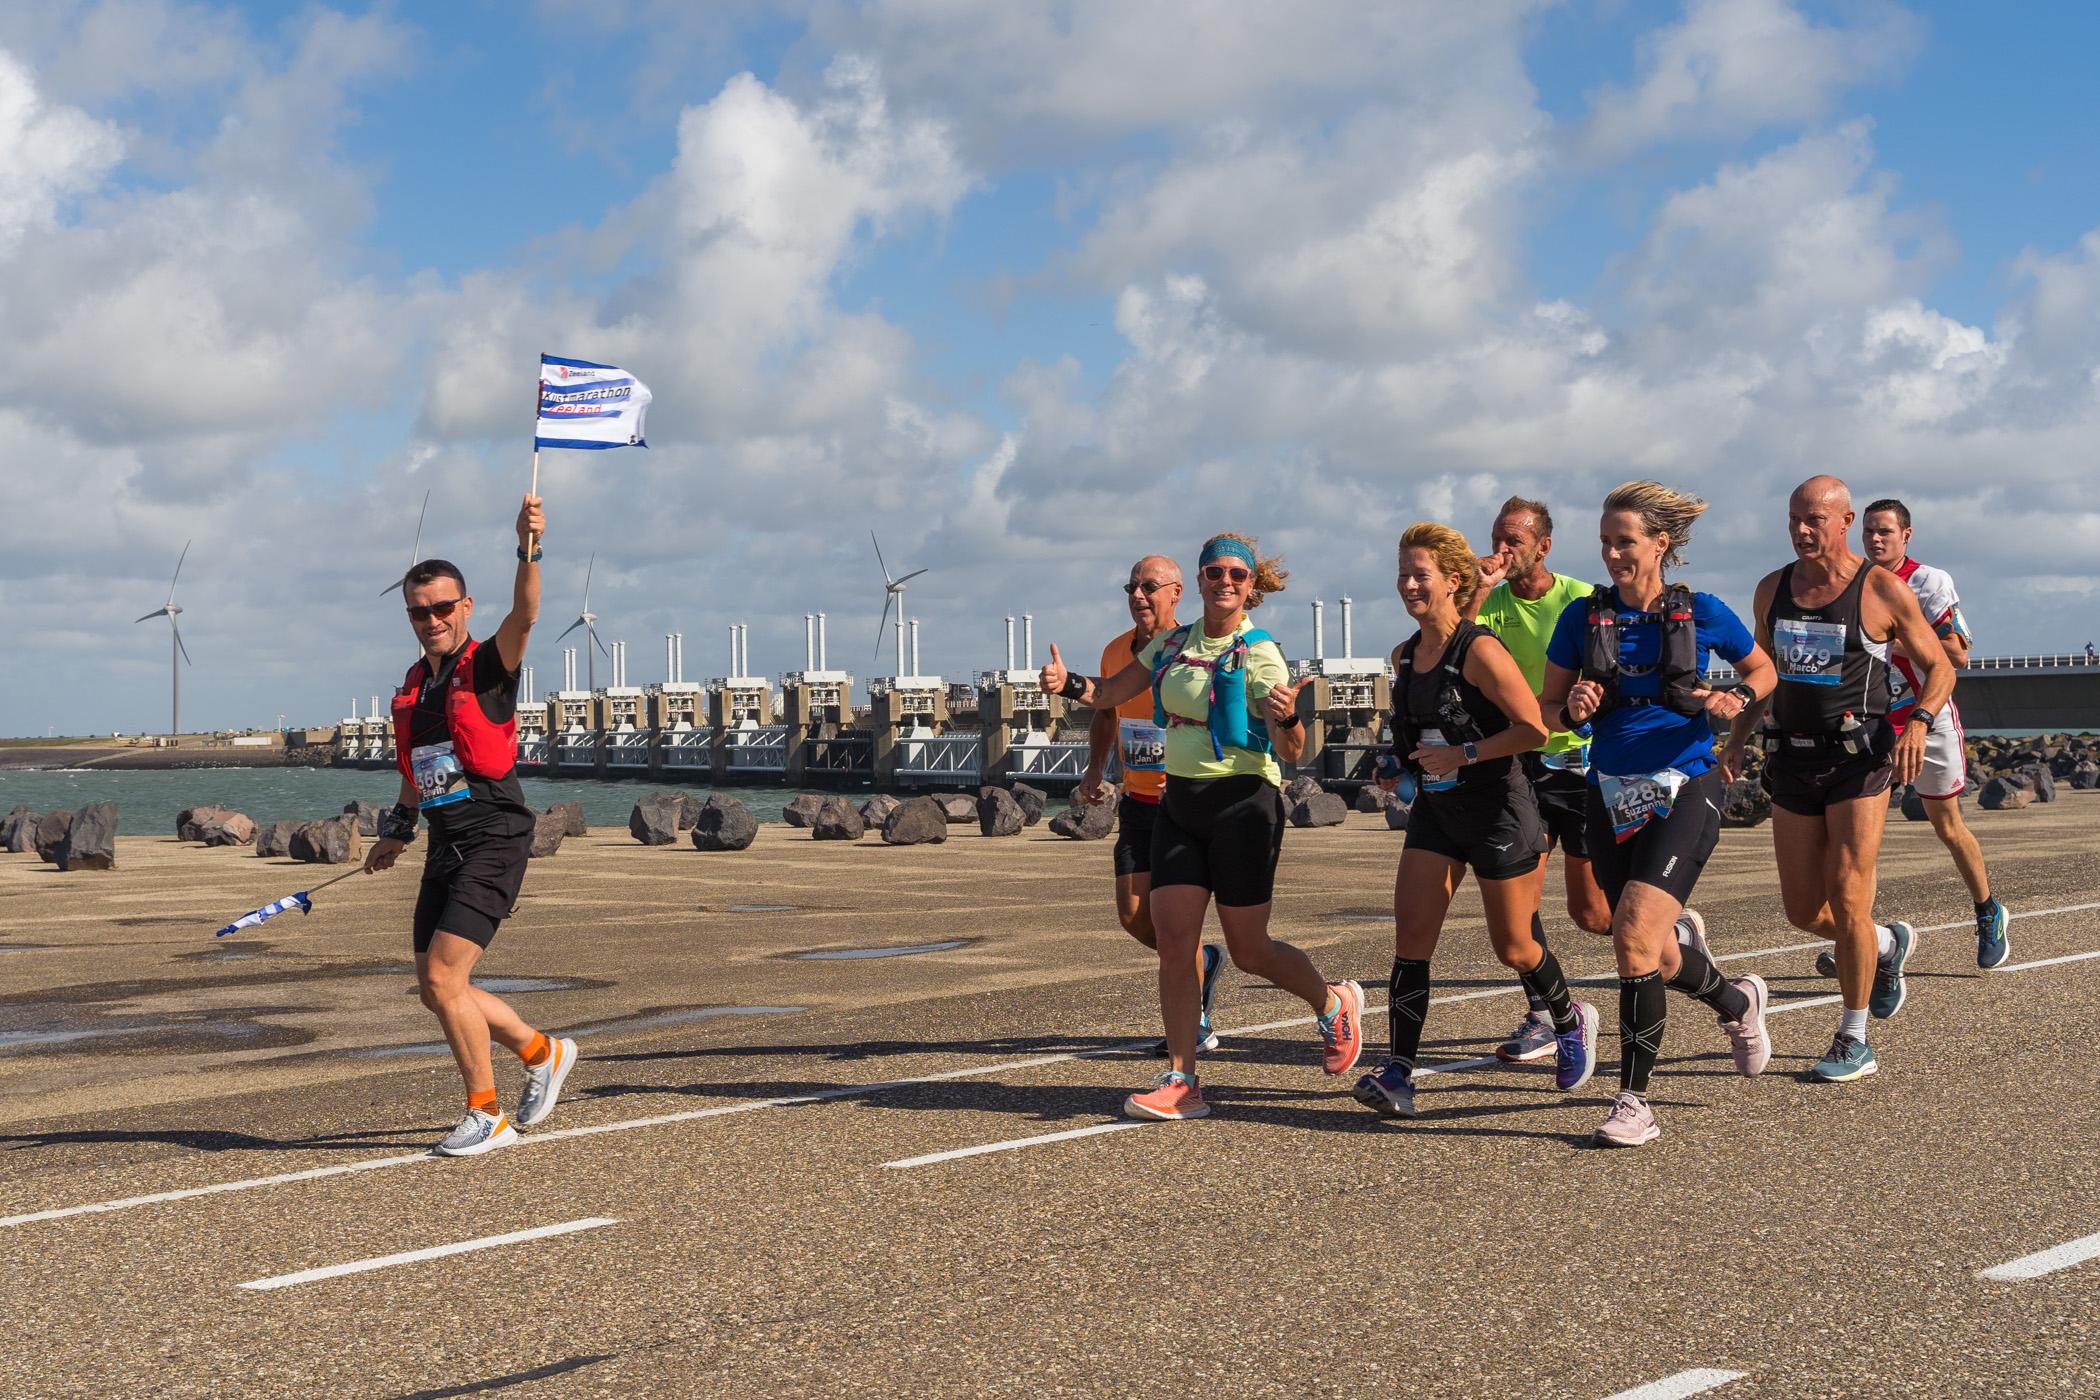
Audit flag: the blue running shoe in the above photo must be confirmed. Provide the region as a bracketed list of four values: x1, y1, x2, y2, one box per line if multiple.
[1811, 1033, 1877, 1083]
[1870, 921, 1914, 1019]
[1553, 1003, 1599, 1092]
[1976, 899, 2010, 970]
[1351, 1062, 1417, 1118]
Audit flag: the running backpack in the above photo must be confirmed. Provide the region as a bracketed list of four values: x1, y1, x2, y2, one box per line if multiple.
[1149, 623, 1278, 760]
[1581, 583, 1706, 717]
[1389, 623, 1489, 774]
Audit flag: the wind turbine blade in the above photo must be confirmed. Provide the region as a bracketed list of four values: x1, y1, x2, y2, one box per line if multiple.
[557, 617, 586, 641]
[897, 567, 930, 586]
[590, 625, 611, 660]
[873, 593, 896, 662]
[170, 617, 193, 667]
[870, 531, 894, 585]
[408, 489, 429, 565]
[582, 553, 596, 611]
[379, 572, 406, 597]
[167, 540, 191, 603]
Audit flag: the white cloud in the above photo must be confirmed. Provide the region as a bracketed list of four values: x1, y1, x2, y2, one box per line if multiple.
[0, 47, 123, 253]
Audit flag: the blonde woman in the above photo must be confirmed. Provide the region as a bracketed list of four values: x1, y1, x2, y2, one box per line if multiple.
[1353, 523, 1598, 1120]
[1043, 533, 1365, 1121]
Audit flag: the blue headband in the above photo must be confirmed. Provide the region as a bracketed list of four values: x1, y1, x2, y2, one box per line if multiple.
[1199, 537, 1257, 570]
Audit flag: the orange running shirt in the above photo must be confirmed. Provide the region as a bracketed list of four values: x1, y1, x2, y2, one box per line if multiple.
[1100, 628, 1167, 802]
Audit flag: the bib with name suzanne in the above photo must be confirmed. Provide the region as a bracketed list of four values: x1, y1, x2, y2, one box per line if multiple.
[410, 741, 471, 811]
[1598, 766, 1687, 843]
[1773, 617, 1846, 687]
[1117, 717, 1167, 774]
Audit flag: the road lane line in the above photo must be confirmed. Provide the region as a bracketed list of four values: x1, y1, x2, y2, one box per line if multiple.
[236, 1217, 617, 1292]
[1604, 1369, 1746, 1400]
[885, 1122, 1149, 1168]
[6, 904, 2095, 1230]
[1979, 1229, 2100, 1282]
[1993, 949, 2100, 974]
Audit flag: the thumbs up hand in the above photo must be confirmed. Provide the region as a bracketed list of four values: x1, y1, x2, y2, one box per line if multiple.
[1263, 678, 1302, 724]
[1040, 643, 1070, 698]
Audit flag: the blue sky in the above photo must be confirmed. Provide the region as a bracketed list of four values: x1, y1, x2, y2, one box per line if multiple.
[3, 1, 2098, 737]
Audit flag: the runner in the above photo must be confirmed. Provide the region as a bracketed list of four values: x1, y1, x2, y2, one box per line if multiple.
[1352, 522, 1598, 1119]
[1724, 476, 1953, 1084]
[1042, 533, 1364, 1121]
[362, 495, 576, 1157]
[1077, 555, 1228, 1053]
[1540, 481, 1779, 1147]
[1463, 496, 1627, 1066]
[1846, 497, 2008, 969]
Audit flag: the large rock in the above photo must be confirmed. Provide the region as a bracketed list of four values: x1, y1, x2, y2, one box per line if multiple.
[2021, 764, 2058, 804]
[1288, 791, 1349, 828]
[629, 792, 685, 845]
[1383, 794, 1413, 831]
[1353, 785, 1385, 813]
[1978, 776, 2035, 812]
[289, 815, 361, 864]
[176, 805, 235, 842]
[692, 795, 759, 851]
[1049, 797, 1116, 841]
[934, 792, 979, 825]
[1282, 775, 1324, 809]
[56, 801, 118, 870]
[529, 809, 567, 858]
[198, 812, 258, 847]
[343, 800, 383, 837]
[977, 786, 1026, 838]
[782, 793, 825, 828]
[2071, 761, 2100, 791]
[676, 793, 702, 830]
[548, 800, 587, 837]
[1, 806, 39, 853]
[1718, 779, 1771, 829]
[882, 796, 950, 845]
[812, 795, 866, 842]
[256, 820, 302, 858]
[859, 793, 902, 827]
[33, 810, 74, 863]
[1010, 782, 1049, 826]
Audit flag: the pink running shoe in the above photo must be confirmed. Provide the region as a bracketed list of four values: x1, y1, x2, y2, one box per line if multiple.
[1593, 1090, 1660, 1148]
[1318, 981, 1365, 1076]
[1719, 974, 1771, 1077]
[1124, 1070, 1209, 1121]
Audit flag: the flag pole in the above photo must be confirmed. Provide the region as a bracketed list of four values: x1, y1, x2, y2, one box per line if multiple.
[528, 356, 543, 554]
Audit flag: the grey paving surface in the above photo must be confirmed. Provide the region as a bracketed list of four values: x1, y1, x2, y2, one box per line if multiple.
[1, 798, 2096, 1398]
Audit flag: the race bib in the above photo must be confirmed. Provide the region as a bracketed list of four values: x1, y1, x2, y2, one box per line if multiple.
[1540, 741, 1590, 774]
[1599, 767, 1687, 844]
[1118, 718, 1167, 774]
[1774, 617, 1846, 686]
[1417, 728, 1458, 793]
[410, 742, 471, 811]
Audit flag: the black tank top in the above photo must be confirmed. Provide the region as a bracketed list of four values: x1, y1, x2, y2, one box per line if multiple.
[1399, 621, 1514, 787]
[1764, 561, 1891, 734]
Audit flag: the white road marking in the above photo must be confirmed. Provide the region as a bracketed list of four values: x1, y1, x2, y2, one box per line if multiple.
[1979, 1229, 2100, 1282]
[1603, 1369, 1746, 1400]
[1994, 949, 2100, 974]
[236, 1217, 617, 1292]
[885, 1122, 1148, 1168]
[4, 903, 2095, 1230]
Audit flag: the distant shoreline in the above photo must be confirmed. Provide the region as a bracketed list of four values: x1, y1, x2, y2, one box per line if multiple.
[0, 747, 304, 772]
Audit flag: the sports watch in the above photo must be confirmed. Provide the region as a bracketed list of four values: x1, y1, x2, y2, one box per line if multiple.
[1909, 709, 1938, 733]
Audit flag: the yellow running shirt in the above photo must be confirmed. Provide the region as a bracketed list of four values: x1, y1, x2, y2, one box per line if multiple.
[1100, 629, 1168, 802]
[1474, 572, 1594, 764]
[1135, 620, 1288, 785]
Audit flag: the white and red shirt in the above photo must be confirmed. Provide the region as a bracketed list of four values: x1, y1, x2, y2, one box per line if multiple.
[1887, 557, 1967, 714]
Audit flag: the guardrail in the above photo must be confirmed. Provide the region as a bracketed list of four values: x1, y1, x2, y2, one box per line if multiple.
[604, 730, 653, 770]
[660, 730, 713, 770]
[1967, 655, 2097, 671]
[725, 725, 790, 774]
[1010, 739, 1089, 779]
[898, 733, 982, 783]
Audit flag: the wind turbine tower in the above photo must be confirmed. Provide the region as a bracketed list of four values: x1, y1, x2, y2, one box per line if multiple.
[556, 553, 612, 691]
[871, 531, 929, 676]
[134, 541, 193, 737]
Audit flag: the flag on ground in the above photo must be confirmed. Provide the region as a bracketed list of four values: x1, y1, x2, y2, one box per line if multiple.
[214, 891, 314, 939]
[536, 354, 652, 450]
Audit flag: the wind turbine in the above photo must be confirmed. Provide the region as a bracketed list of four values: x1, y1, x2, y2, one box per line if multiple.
[871, 531, 928, 676]
[556, 552, 612, 691]
[379, 489, 432, 595]
[134, 541, 193, 736]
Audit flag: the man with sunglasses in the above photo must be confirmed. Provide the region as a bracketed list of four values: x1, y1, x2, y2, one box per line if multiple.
[1080, 556, 1227, 1053]
[363, 494, 576, 1157]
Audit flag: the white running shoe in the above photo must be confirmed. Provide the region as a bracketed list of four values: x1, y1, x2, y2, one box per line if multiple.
[1676, 908, 1712, 963]
[516, 1036, 578, 1128]
[435, 1107, 517, 1157]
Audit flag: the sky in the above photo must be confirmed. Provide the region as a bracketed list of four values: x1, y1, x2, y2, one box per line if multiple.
[4, 0, 2098, 737]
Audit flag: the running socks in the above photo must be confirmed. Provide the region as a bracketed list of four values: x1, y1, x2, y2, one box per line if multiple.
[1666, 941, 1750, 1023]
[1518, 946, 1578, 1033]
[1618, 971, 1666, 1097]
[1874, 924, 1896, 960]
[467, 1087, 499, 1114]
[1839, 1006, 1869, 1041]
[1522, 915, 1551, 1013]
[1388, 958, 1431, 1073]
[519, 1032, 551, 1067]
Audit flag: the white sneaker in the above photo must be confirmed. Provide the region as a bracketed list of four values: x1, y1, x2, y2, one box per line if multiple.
[435, 1107, 517, 1157]
[516, 1036, 578, 1128]
[1676, 907, 1713, 962]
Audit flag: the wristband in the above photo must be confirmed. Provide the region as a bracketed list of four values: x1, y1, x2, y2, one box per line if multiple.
[1908, 709, 1937, 732]
[517, 545, 542, 562]
[1727, 682, 1757, 705]
[1057, 673, 1089, 701]
[1275, 712, 1302, 730]
[1557, 704, 1576, 731]
[378, 803, 419, 844]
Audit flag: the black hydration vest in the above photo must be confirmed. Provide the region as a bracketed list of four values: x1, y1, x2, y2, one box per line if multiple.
[1764, 561, 1890, 738]
[1582, 583, 1707, 717]
[1391, 621, 1513, 785]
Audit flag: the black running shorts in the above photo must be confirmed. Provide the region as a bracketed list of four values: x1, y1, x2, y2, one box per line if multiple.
[1585, 767, 1723, 909]
[1521, 753, 1594, 861]
[413, 832, 532, 953]
[1403, 771, 1546, 882]
[1762, 748, 1894, 816]
[1113, 793, 1158, 878]
[1152, 773, 1286, 908]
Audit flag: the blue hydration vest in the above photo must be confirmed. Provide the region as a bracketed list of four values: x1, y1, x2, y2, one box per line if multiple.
[1149, 623, 1278, 761]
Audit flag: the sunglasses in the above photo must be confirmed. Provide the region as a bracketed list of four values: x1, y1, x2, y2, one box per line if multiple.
[406, 597, 464, 623]
[1123, 579, 1176, 596]
[1201, 565, 1251, 584]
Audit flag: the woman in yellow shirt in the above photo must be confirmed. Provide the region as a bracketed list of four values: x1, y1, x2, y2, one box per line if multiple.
[1042, 532, 1366, 1122]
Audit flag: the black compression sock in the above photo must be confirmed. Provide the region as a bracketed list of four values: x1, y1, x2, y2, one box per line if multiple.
[1520, 914, 1550, 1013]
[1618, 971, 1666, 1097]
[1518, 947, 1578, 1033]
[1388, 958, 1431, 1074]
[1665, 941, 1749, 1022]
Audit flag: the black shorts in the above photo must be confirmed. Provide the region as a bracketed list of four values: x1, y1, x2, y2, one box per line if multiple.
[1152, 774, 1286, 908]
[1521, 753, 1593, 861]
[1114, 794, 1159, 878]
[413, 833, 531, 953]
[1404, 771, 1545, 882]
[1585, 766, 1723, 908]
[1763, 747, 1894, 816]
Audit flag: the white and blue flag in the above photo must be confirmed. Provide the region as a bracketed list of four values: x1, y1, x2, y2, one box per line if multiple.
[536, 354, 652, 450]
[213, 891, 313, 939]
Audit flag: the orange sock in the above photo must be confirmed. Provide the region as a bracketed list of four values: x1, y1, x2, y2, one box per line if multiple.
[520, 1032, 551, 1067]
[467, 1087, 499, 1115]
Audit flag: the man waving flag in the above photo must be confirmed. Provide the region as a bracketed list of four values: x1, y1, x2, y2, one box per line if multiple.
[535, 354, 652, 450]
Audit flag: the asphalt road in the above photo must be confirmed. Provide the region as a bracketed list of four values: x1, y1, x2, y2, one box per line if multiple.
[2, 795, 2096, 1398]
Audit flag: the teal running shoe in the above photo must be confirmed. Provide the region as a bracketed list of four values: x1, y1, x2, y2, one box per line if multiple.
[1870, 921, 1914, 1019]
[1814, 949, 1837, 979]
[1976, 899, 2010, 970]
[1811, 1033, 1877, 1083]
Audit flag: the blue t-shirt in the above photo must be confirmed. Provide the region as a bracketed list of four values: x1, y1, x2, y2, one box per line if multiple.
[1545, 589, 1754, 781]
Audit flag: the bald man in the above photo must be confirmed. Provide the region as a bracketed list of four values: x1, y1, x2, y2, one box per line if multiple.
[1725, 476, 1953, 1084]
[1081, 554, 1225, 1054]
